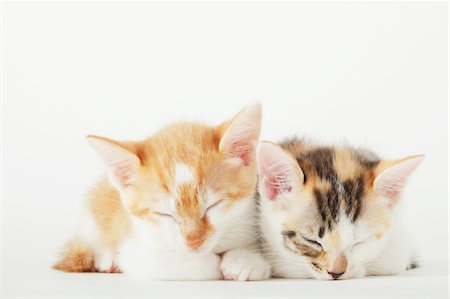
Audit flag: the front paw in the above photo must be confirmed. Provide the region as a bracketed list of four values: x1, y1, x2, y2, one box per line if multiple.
[94, 251, 120, 273]
[220, 248, 271, 281]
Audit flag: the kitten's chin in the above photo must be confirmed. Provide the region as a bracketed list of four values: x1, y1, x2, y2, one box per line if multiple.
[309, 264, 365, 280]
[309, 269, 332, 280]
[175, 238, 220, 256]
[174, 244, 219, 257]
[185, 247, 213, 256]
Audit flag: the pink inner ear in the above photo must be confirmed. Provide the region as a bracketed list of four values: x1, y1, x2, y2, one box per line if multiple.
[265, 177, 292, 201]
[375, 156, 424, 207]
[87, 136, 139, 188]
[110, 160, 135, 187]
[380, 180, 403, 206]
[229, 140, 254, 165]
[378, 173, 410, 208]
[260, 153, 294, 200]
[220, 104, 261, 165]
[113, 162, 134, 187]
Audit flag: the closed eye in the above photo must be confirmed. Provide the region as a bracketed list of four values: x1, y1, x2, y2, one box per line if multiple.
[205, 199, 224, 213]
[153, 211, 177, 222]
[354, 241, 365, 247]
[302, 236, 323, 250]
[352, 237, 370, 249]
[282, 231, 297, 238]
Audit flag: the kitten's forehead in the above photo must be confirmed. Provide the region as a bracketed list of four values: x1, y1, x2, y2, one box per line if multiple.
[143, 123, 256, 211]
[313, 177, 366, 229]
[174, 163, 196, 188]
[143, 123, 223, 189]
[280, 139, 380, 228]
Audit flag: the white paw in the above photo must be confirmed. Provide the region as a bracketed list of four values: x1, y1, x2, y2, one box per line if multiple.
[118, 238, 222, 280]
[185, 253, 223, 281]
[94, 251, 120, 273]
[220, 248, 271, 281]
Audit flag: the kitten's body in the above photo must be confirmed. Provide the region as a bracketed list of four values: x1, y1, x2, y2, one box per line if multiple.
[54, 106, 270, 280]
[258, 138, 422, 280]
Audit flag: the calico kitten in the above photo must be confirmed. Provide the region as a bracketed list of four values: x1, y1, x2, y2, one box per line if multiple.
[54, 104, 271, 281]
[257, 138, 423, 280]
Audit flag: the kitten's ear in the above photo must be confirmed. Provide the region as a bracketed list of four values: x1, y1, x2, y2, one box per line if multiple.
[217, 103, 262, 165]
[257, 142, 304, 201]
[374, 155, 424, 207]
[86, 135, 140, 189]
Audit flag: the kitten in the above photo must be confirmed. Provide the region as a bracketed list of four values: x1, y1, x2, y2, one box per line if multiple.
[54, 104, 271, 281]
[257, 138, 423, 280]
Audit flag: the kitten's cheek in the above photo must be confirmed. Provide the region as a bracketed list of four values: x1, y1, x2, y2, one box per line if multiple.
[308, 265, 328, 280]
[164, 226, 184, 250]
[346, 264, 365, 279]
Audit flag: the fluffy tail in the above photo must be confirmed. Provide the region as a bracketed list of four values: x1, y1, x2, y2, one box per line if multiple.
[53, 236, 96, 272]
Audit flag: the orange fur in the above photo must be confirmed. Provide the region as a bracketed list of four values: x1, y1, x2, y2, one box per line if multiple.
[53, 236, 95, 272]
[88, 179, 132, 250]
[55, 105, 261, 272]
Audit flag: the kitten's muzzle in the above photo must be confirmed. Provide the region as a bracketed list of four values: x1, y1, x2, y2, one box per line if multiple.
[186, 235, 206, 250]
[326, 254, 347, 280]
[327, 270, 345, 279]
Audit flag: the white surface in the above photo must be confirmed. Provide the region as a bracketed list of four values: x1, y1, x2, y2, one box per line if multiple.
[1, 1, 448, 298]
[3, 261, 448, 298]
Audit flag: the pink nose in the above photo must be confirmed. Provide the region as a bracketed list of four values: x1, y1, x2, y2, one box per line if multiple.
[327, 254, 347, 279]
[186, 236, 205, 249]
[328, 270, 345, 279]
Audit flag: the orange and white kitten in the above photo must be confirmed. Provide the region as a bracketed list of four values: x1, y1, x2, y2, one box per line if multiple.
[54, 104, 271, 280]
[257, 138, 423, 280]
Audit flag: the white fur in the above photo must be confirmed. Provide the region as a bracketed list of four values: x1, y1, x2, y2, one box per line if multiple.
[78, 203, 117, 272]
[118, 236, 223, 280]
[174, 163, 196, 187]
[221, 248, 271, 281]
[213, 195, 271, 280]
[114, 193, 269, 280]
[79, 105, 268, 280]
[259, 178, 415, 280]
[78, 187, 269, 280]
[114, 215, 222, 280]
[94, 250, 116, 272]
[257, 145, 420, 280]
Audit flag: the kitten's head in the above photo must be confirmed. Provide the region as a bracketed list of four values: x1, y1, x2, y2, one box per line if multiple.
[88, 104, 261, 254]
[257, 139, 423, 280]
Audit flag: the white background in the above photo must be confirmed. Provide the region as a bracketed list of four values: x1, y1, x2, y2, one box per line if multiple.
[2, 1, 448, 298]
